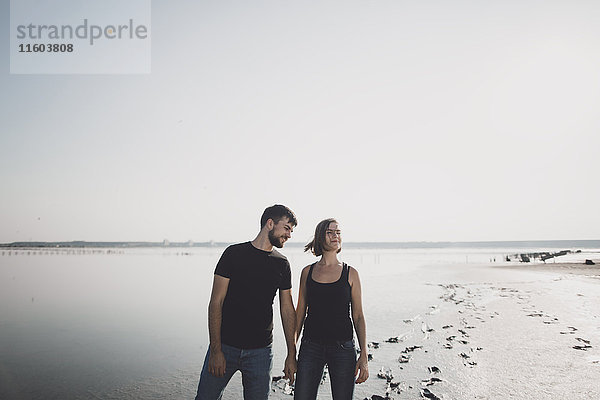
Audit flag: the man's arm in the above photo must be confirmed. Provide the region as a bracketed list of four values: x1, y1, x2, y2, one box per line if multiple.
[279, 288, 297, 384]
[207, 274, 230, 377]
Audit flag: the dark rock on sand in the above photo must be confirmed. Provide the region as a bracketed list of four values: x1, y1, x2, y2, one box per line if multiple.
[560, 326, 578, 334]
[543, 318, 559, 324]
[585, 259, 595, 265]
[428, 366, 441, 374]
[369, 395, 389, 400]
[377, 367, 393, 381]
[421, 377, 443, 386]
[573, 345, 592, 351]
[526, 312, 545, 317]
[389, 381, 401, 389]
[398, 354, 412, 363]
[401, 345, 423, 353]
[420, 388, 442, 399]
[421, 322, 434, 333]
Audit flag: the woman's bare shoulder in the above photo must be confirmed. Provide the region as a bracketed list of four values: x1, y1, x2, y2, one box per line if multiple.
[348, 265, 361, 283]
[300, 264, 313, 276]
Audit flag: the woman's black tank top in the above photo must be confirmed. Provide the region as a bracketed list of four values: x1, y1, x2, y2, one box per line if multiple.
[303, 262, 353, 343]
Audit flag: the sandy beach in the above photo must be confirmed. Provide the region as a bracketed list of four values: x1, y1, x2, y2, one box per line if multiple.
[2, 247, 599, 400]
[270, 259, 600, 400]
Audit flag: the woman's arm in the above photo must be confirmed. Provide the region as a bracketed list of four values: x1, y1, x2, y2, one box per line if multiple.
[350, 266, 369, 384]
[295, 266, 310, 343]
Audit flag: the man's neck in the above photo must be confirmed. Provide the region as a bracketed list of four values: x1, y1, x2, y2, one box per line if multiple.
[251, 234, 273, 252]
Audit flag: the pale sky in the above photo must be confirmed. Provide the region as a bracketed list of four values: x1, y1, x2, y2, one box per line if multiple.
[1, 0, 599, 243]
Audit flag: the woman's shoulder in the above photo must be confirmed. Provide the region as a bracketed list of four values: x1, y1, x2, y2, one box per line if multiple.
[346, 265, 360, 283]
[303, 262, 316, 271]
[345, 263, 358, 274]
[300, 263, 314, 276]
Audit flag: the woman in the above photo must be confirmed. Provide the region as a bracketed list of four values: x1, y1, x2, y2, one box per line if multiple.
[294, 218, 369, 400]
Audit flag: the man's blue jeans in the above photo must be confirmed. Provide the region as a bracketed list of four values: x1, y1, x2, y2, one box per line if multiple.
[195, 343, 273, 400]
[294, 337, 356, 400]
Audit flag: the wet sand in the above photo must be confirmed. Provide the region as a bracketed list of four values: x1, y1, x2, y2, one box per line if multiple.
[497, 261, 600, 277]
[270, 260, 600, 399]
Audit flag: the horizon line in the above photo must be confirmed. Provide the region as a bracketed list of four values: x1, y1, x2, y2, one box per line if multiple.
[2, 239, 599, 249]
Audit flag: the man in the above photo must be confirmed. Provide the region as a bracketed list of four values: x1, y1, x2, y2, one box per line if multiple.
[195, 204, 298, 400]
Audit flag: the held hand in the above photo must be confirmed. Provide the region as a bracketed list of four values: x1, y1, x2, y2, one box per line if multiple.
[355, 354, 369, 384]
[208, 349, 227, 378]
[283, 354, 297, 385]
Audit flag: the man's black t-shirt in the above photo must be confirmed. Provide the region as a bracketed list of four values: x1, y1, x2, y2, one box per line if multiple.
[215, 241, 292, 349]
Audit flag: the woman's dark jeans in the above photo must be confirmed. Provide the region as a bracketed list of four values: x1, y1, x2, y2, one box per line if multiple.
[294, 337, 356, 400]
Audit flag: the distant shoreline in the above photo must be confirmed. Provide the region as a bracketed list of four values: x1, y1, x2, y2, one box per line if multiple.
[496, 261, 600, 276]
[1, 240, 599, 249]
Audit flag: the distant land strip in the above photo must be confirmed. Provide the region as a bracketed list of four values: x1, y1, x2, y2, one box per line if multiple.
[1, 240, 599, 249]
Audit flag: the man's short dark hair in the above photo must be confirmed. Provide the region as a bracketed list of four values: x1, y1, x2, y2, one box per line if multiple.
[260, 204, 297, 228]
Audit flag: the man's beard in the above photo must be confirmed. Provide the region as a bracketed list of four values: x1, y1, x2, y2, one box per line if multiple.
[268, 230, 285, 248]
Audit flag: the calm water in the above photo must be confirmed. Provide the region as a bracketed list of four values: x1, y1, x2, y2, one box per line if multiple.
[1, 244, 598, 399]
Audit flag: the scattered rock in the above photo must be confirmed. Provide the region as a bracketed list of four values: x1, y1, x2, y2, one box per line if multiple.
[573, 345, 592, 351]
[428, 366, 441, 374]
[421, 321, 434, 333]
[377, 367, 394, 382]
[526, 313, 544, 317]
[560, 326, 578, 334]
[273, 378, 293, 395]
[421, 377, 443, 386]
[420, 388, 441, 400]
[401, 345, 423, 353]
[398, 354, 412, 363]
